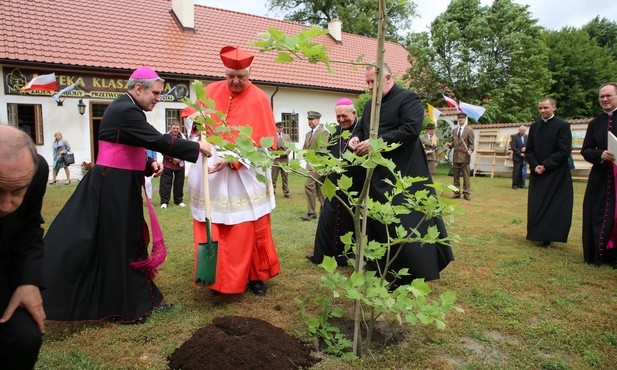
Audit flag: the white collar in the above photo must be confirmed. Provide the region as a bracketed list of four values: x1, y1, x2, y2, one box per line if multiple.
[541, 114, 555, 122]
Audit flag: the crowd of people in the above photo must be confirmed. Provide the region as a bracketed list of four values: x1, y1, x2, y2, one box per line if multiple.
[2, 43, 616, 367]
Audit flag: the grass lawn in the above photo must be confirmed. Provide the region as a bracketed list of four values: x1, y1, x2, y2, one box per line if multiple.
[37, 166, 617, 369]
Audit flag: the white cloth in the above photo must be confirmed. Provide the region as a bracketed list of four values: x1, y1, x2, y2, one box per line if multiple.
[145, 176, 153, 199]
[188, 146, 276, 225]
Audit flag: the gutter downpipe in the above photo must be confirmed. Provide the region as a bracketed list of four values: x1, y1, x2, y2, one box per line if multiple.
[270, 85, 279, 108]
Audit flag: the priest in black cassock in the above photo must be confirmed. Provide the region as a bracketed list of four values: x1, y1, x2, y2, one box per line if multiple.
[581, 82, 617, 267]
[43, 66, 212, 324]
[347, 63, 454, 285]
[526, 97, 573, 247]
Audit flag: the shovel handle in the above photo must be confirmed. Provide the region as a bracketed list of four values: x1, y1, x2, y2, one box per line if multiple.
[203, 153, 212, 220]
[203, 153, 214, 244]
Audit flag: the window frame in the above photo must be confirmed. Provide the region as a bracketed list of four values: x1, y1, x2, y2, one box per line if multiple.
[7, 103, 44, 145]
[280, 112, 299, 142]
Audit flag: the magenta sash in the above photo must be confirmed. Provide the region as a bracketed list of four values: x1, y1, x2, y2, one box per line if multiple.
[96, 140, 166, 278]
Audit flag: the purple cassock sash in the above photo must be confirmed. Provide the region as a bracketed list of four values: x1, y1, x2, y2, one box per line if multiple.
[96, 140, 166, 278]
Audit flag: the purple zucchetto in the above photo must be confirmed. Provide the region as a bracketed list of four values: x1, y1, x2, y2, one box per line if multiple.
[336, 98, 354, 106]
[129, 66, 161, 80]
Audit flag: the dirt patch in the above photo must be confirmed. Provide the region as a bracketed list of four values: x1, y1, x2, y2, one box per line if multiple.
[167, 316, 320, 370]
[460, 337, 506, 365]
[486, 330, 520, 345]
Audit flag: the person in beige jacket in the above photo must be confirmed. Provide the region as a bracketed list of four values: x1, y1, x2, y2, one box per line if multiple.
[446, 112, 474, 200]
[421, 123, 439, 175]
[301, 111, 329, 220]
[272, 121, 291, 198]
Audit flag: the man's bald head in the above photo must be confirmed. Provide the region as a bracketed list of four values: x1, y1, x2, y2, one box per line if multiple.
[0, 125, 38, 217]
[0, 125, 38, 166]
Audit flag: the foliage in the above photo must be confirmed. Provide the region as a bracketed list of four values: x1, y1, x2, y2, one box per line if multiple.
[266, 0, 416, 42]
[354, 90, 371, 118]
[543, 27, 617, 119]
[404, 0, 550, 123]
[252, 25, 332, 71]
[582, 16, 617, 61]
[295, 297, 356, 359]
[253, 20, 459, 357]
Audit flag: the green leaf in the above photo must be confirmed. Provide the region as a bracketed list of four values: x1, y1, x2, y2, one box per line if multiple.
[330, 307, 344, 318]
[349, 272, 365, 287]
[321, 256, 337, 273]
[260, 136, 274, 148]
[321, 177, 336, 199]
[338, 174, 353, 193]
[275, 52, 294, 63]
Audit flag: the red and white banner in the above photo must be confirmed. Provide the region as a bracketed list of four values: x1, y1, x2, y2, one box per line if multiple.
[21, 73, 58, 92]
[442, 94, 460, 111]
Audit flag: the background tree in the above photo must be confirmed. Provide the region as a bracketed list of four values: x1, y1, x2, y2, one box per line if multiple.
[543, 27, 617, 119]
[583, 17, 617, 61]
[405, 0, 550, 123]
[266, 0, 416, 42]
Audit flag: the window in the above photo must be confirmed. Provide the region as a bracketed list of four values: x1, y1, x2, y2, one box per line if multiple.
[165, 109, 185, 135]
[7, 103, 44, 144]
[281, 112, 300, 142]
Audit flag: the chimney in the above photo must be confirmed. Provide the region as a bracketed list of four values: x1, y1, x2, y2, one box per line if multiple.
[328, 19, 342, 43]
[171, 0, 194, 30]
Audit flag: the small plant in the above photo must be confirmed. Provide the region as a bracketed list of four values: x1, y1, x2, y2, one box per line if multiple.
[583, 348, 603, 367]
[81, 160, 93, 176]
[541, 356, 569, 370]
[295, 297, 356, 360]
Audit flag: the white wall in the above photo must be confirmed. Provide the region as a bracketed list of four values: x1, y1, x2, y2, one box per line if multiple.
[259, 84, 359, 145]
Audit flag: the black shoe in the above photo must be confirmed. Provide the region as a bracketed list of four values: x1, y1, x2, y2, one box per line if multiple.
[248, 280, 267, 296]
[306, 254, 320, 264]
[124, 315, 149, 325]
[452, 193, 461, 199]
[512, 185, 518, 189]
[542, 241, 552, 248]
[464, 194, 471, 201]
[284, 194, 290, 198]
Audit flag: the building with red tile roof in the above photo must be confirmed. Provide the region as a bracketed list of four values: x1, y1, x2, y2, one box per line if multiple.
[0, 0, 412, 173]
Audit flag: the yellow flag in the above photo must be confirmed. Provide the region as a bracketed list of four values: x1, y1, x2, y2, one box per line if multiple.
[427, 104, 441, 123]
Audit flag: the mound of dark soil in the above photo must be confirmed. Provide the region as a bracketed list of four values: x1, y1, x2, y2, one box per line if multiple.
[167, 315, 320, 370]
